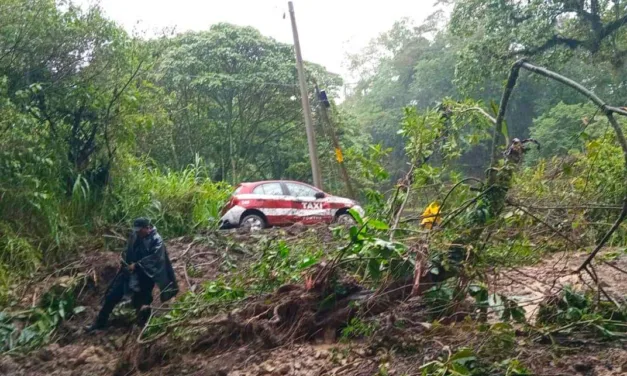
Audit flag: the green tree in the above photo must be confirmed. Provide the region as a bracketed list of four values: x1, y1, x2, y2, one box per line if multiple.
[148, 23, 342, 183]
[343, 19, 450, 178]
[526, 102, 609, 163]
[342, 18, 502, 178]
[0, 0, 161, 271]
[450, 0, 627, 99]
[1, 0, 154, 192]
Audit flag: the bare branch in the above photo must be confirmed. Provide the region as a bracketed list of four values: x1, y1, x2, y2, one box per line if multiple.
[577, 201, 627, 272]
[457, 107, 496, 124]
[490, 59, 523, 165]
[509, 61, 627, 273]
[508, 35, 584, 57]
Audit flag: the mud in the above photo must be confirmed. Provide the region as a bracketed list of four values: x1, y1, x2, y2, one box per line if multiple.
[1, 226, 626, 376]
[494, 249, 627, 322]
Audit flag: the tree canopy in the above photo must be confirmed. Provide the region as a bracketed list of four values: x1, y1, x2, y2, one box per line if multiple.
[145, 24, 342, 183]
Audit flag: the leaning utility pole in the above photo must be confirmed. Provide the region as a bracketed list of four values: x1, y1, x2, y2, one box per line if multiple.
[288, 1, 322, 190]
[315, 86, 356, 199]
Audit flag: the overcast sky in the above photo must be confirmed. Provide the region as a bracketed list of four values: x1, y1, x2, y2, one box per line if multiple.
[78, 0, 437, 81]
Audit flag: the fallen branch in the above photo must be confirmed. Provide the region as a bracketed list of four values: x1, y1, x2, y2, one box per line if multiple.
[506, 199, 584, 250]
[490, 59, 524, 164]
[509, 202, 624, 211]
[489, 60, 627, 276]
[577, 201, 627, 272]
[390, 165, 415, 241]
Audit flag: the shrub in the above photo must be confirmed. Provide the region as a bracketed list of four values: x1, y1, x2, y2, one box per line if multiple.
[105, 155, 232, 237]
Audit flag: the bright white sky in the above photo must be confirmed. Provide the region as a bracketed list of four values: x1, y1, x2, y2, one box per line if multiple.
[78, 0, 437, 81]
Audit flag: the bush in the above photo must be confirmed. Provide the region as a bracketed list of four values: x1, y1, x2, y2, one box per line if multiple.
[525, 102, 607, 165]
[0, 151, 231, 305]
[104, 155, 232, 237]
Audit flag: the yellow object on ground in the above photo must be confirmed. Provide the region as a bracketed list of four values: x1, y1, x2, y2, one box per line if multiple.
[421, 201, 441, 229]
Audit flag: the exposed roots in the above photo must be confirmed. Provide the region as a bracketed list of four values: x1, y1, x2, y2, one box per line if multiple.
[168, 270, 415, 356]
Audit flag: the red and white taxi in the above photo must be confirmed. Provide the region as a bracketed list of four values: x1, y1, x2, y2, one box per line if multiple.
[219, 180, 365, 230]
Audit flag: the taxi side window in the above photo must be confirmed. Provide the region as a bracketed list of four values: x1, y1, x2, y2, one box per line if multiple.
[286, 183, 317, 197]
[253, 183, 284, 195]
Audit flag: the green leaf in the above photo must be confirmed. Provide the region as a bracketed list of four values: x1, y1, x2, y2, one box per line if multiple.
[366, 259, 382, 280]
[368, 219, 389, 230]
[419, 360, 441, 370]
[501, 120, 509, 145]
[18, 326, 38, 345]
[349, 225, 359, 241]
[449, 348, 476, 364]
[490, 100, 499, 116]
[490, 324, 514, 337]
[348, 208, 364, 225]
[299, 256, 317, 269]
[510, 305, 526, 323]
[450, 363, 472, 375]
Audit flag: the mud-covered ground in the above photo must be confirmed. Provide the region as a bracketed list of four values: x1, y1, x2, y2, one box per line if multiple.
[1, 226, 626, 376]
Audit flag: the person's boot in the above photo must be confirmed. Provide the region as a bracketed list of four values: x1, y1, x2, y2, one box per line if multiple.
[136, 306, 151, 327]
[84, 308, 110, 333]
[84, 320, 107, 333]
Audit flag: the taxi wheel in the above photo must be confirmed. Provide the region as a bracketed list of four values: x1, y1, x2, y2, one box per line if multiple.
[240, 214, 266, 231]
[335, 213, 356, 226]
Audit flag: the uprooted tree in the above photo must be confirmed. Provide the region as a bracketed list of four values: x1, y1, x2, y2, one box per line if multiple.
[409, 59, 627, 303]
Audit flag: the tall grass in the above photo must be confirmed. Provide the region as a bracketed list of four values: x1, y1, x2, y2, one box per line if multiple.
[105, 155, 231, 237]
[0, 151, 231, 305]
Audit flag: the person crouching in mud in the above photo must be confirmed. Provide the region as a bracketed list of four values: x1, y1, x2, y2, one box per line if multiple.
[86, 218, 178, 332]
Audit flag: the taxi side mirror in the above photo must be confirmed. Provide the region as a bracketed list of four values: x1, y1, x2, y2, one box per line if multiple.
[314, 192, 325, 199]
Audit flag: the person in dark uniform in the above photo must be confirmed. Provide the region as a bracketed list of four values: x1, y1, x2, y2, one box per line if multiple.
[86, 218, 178, 332]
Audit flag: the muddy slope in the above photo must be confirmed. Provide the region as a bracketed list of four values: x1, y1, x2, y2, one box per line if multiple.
[2, 228, 626, 376]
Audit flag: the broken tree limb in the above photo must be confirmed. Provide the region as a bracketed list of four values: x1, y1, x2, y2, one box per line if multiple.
[577, 201, 627, 273]
[438, 177, 484, 224]
[512, 61, 627, 274]
[421, 139, 535, 289]
[490, 59, 524, 165]
[520, 62, 627, 118]
[408, 60, 625, 300]
[458, 107, 497, 124]
[390, 165, 415, 242]
[506, 199, 584, 250]
[519, 61, 627, 163]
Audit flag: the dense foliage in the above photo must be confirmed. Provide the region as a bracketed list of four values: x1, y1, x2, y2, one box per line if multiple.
[1, 3, 627, 374]
[1, 0, 625, 298]
[0, 0, 361, 301]
[343, 1, 627, 177]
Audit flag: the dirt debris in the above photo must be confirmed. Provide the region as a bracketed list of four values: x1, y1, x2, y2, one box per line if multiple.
[2, 226, 627, 376]
[493, 249, 627, 322]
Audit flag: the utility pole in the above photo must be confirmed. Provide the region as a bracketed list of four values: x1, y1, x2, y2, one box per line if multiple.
[288, 1, 322, 190]
[315, 86, 356, 199]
